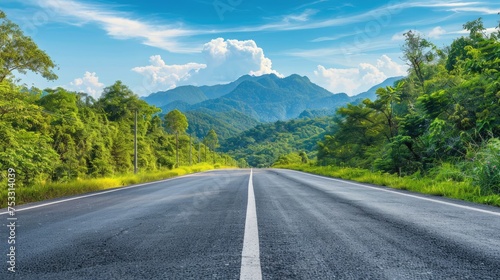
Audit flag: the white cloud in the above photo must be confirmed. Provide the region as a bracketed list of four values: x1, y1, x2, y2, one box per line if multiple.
[313, 66, 360, 95]
[132, 55, 206, 93]
[313, 55, 407, 96]
[428, 26, 446, 38]
[392, 29, 426, 41]
[282, 9, 318, 23]
[392, 27, 449, 41]
[68, 71, 105, 99]
[29, 0, 500, 53]
[449, 7, 500, 14]
[201, 38, 282, 82]
[132, 38, 282, 94]
[450, 27, 499, 36]
[35, 0, 200, 53]
[376, 55, 408, 77]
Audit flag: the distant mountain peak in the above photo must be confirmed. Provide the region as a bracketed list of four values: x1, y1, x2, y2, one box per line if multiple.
[143, 74, 404, 124]
[352, 76, 405, 101]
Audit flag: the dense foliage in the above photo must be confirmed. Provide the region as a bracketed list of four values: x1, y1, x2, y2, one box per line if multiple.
[318, 18, 500, 195]
[0, 80, 233, 186]
[184, 109, 260, 141]
[222, 117, 330, 167]
[0, 11, 233, 188]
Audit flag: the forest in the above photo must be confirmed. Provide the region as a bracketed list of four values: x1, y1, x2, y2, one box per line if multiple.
[0, 10, 233, 191]
[221, 117, 330, 167]
[315, 18, 500, 196]
[2, 8, 500, 206]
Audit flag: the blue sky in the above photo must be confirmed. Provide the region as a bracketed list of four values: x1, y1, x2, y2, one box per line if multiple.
[2, 0, 500, 97]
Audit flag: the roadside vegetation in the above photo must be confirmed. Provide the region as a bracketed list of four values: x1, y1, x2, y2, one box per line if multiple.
[274, 162, 500, 207]
[274, 18, 500, 208]
[0, 163, 227, 208]
[0, 11, 236, 207]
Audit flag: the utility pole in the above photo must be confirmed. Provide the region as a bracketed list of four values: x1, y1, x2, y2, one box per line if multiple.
[134, 109, 138, 174]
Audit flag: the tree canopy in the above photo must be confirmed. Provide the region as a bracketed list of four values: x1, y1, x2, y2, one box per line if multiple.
[318, 17, 500, 194]
[0, 10, 233, 187]
[165, 109, 188, 135]
[0, 10, 57, 82]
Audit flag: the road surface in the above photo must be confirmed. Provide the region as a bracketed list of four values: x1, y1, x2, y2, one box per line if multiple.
[1, 169, 500, 279]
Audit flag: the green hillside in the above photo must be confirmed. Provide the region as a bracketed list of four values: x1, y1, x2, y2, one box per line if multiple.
[185, 109, 260, 140]
[143, 85, 208, 107]
[221, 117, 331, 167]
[191, 74, 350, 122]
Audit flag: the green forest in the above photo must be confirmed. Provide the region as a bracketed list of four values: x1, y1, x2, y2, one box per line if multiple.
[221, 117, 330, 167]
[0, 11, 233, 194]
[2, 7, 500, 207]
[312, 18, 500, 197]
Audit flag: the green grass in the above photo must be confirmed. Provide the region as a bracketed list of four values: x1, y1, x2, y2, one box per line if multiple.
[0, 163, 224, 208]
[275, 164, 500, 207]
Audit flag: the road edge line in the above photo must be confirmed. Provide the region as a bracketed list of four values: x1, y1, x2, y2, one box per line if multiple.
[0, 170, 215, 215]
[282, 169, 500, 217]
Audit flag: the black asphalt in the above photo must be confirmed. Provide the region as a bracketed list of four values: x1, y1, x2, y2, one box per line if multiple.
[255, 169, 500, 279]
[1, 168, 500, 279]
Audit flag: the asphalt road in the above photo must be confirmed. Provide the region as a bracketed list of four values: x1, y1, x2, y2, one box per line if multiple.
[1, 168, 500, 279]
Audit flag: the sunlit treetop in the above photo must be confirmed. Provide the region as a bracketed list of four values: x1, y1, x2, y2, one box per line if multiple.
[0, 10, 58, 83]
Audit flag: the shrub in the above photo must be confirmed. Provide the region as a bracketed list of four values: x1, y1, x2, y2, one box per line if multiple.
[469, 138, 500, 194]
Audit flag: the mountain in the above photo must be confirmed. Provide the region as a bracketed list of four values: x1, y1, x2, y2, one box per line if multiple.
[198, 74, 257, 99]
[186, 74, 350, 122]
[220, 117, 331, 167]
[142, 85, 208, 108]
[185, 109, 260, 140]
[351, 76, 405, 101]
[143, 74, 404, 140]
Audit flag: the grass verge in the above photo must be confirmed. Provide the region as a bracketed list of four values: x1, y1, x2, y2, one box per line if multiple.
[1, 163, 226, 208]
[275, 164, 500, 207]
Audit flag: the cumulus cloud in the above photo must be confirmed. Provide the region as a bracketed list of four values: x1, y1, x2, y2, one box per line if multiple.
[132, 55, 206, 93]
[132, 38, 282, 94]
[428, 26, 447, 38]
[68, 71, 105, 99]
[313, 55, 407, 96]
[200, 38, 282, 82]
[376, 55, 408, 77]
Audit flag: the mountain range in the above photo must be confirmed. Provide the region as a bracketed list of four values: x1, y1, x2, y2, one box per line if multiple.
[142, 74, 404, 140]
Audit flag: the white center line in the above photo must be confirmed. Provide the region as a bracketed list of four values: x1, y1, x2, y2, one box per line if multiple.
[240, 168, 262, 280]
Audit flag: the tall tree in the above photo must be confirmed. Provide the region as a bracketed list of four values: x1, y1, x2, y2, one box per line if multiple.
[164, 109, 188, 167]
[401, 30, 438, 91]
[0, 10, 57, 82]
[204, 129, 219, 164]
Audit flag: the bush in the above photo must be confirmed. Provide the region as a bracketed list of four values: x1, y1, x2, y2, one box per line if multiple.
[428, 162, 466, 182]
[469, 138, 500, 194]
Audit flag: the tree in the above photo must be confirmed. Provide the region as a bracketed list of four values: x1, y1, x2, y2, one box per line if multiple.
[204, 129, 219, 164]
[401, 30, 437, 91]
[0, 10, 57, 82]
[0, 81, 59, 185]
[164, 109, 188, 167]
[96, 81, 139, 121]
[463, 17, 486, 41]
[365, 81, 405, 140]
